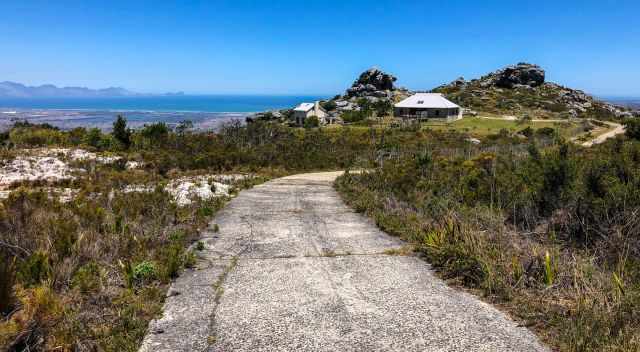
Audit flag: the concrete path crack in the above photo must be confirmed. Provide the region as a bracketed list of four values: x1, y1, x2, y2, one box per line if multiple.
[139, 171, 549, 352]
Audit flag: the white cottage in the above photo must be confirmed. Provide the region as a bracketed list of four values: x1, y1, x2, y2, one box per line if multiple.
[394, 93, 462, 121]
[293, 101, 328, 125]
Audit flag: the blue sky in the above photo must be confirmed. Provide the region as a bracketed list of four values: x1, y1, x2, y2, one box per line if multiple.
[1, 0, 639, 96]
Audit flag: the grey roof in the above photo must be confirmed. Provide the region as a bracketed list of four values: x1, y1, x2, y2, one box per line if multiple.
[395, 93, 460, 109]
[293, 102, 315, 112]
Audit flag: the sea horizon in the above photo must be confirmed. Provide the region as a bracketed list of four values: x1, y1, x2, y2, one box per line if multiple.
[0, 94, 327, 130]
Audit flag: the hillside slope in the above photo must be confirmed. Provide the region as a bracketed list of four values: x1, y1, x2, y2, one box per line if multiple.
[433, 63, 631, 120]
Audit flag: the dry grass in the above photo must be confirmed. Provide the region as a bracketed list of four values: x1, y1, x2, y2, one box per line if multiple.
[335, 139, 640, 351]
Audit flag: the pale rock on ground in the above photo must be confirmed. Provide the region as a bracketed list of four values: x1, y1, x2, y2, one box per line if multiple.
[125, 160, 142, 169]
[123, 175, 246, 206]
[0, 148, 127, 189]
[0, 187, 77, 202]
[0, 155, 76, 189]
[45, 148, 122, 163]
[166, 176, 231, 206]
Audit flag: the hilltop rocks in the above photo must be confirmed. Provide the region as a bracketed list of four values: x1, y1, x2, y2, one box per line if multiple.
[437, 63, 545, 91]
[434, 62, 628, 119]
[320, 67, 411, 118]
[444, 63, 544, 90]
[493, 63, 545, 88]
[346, 68, 397, 97]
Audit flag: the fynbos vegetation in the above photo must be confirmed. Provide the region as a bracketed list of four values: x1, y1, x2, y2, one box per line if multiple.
[336, 137, 640, 351]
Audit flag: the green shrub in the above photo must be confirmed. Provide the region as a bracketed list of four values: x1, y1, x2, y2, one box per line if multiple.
[159, 244, 183, 281]
[68, 127, 87, 145]
[0, 252, 16, 315]
[199, 205, 215, 217]
[17, 252, 51, 287]
[72, 262, 102, 294]
[132, 261, 157, 284]
[136, 122, 169, 148]
[9, 127, 68, 147]
[536, 126, 557, 137]
[624, 118, 640, 140]
[169, 230, 186, 243]
[85, 127, 106, 149]
[341, 110, 367, 123]
[320, 100, 337, 111]
[184, 250, 197, 269]
[372, 99, 393, 117]
[303, 116, 320, 128]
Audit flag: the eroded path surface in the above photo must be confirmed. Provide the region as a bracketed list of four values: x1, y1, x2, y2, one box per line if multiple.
[140, 172, 548, 352]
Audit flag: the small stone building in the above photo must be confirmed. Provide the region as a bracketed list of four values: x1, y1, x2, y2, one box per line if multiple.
[293, 101, 328, 125]
[394, 93, 462, 121]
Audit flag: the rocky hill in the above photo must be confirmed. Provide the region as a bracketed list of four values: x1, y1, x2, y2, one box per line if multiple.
[433, 63, 631, 120]
[248, 68, 413, 123]
[249, 63, 635, 124]
[324, 68, 412, 115]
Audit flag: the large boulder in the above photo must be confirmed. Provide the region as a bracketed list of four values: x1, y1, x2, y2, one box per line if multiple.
[346, 68, 397, 97]
[494, 63, 545, 88]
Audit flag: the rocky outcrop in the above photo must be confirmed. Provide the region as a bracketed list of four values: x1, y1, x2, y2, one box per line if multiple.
[493, 63, 545, 88]
[323, 68, 411, 117]
[434, 63, 627, 119]
[346, 68, 397, 97]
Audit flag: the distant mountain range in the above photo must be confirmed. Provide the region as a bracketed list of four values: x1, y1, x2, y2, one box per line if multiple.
[0, 81, 183, 98]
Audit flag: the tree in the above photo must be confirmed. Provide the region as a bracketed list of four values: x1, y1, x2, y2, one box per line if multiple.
[86, 128, 103, 148]
[112, 115, 131, 149]
[140, 122, 169, 147]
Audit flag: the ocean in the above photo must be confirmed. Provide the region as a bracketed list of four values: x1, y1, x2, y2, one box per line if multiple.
[0, 95, 326, 130]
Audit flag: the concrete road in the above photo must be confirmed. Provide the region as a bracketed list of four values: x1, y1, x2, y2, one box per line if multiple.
[140, 172, 548, 352]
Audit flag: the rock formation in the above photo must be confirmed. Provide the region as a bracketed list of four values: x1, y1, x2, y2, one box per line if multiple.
[492, 63, 545, 88]
[322, 68, 411, 117]
[434, 63, 628, 119]
[346, 68, 397, 98]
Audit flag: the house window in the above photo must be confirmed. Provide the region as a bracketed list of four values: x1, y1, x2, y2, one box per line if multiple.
[417, 100, 424, 104]
[435, 110, 440, 116]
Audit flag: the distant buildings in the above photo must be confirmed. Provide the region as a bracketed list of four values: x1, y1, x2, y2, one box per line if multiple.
[293, 102, 328, 125]
[394, 93, 462, 121]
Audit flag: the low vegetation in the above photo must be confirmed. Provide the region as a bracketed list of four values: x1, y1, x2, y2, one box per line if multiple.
[335, 136, 640, 351]
[1, 113, 636, 351]
[0, 117, 480, 351]
[422, 116, 586, 138]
